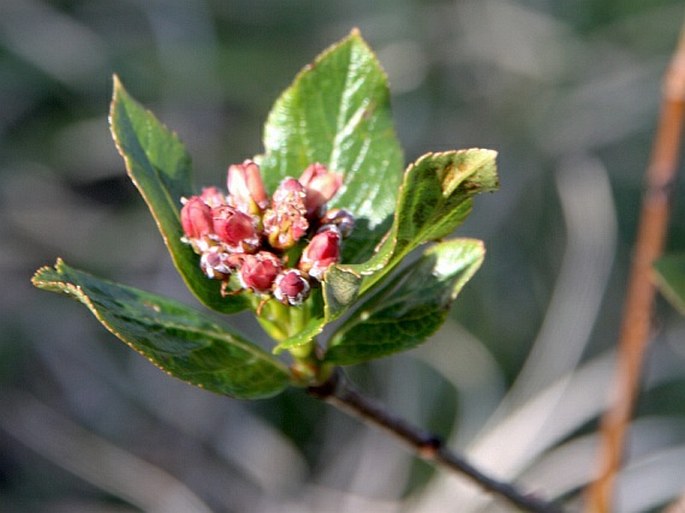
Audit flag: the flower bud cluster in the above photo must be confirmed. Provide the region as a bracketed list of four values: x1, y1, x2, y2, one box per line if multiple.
[180, 160, 353, 306]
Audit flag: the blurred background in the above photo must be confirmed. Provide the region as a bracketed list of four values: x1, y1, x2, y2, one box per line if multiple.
[3, 0, 685, 512]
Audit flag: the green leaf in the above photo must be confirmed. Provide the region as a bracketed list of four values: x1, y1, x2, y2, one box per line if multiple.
[654, 253, 685, 315]
[32, 259, 290, 399]
[109, 76, 249, 314]
[323, 149, 498, 321]
[257, 29, 404, 263]
[325, 239, 485, 365]
[273, 318, 325, 354]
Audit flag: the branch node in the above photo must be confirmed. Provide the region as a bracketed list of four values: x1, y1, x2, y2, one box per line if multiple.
[417, 435, 442, 460]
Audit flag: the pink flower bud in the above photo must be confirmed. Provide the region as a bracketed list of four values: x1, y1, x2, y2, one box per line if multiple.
[298, 163, 343, 216]
[227, 160, 268, 214]
[180, 196, 213, 239]
[319, 208, 355, 238]
[299, 226, 341, 280]
[200, 247, 242, 280]
[212, 205, 260, 253]
[273, 270, 311, 306]
[272, 177, 306, 203]
[238, 251, 282, 293]
[199, 186, 227, 208]
[263, 178, 309, 250]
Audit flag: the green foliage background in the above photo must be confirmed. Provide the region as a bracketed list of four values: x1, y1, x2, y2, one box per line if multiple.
[3, 1, 685, 511]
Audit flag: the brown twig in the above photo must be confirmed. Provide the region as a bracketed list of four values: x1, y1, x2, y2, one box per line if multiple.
[584, 22, 685, 513]
[308, 369, 563, 513]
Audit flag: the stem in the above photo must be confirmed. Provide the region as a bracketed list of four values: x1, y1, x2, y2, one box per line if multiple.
[665, 494, 685, 513]
[255, 297, 289, 341]
[584, 21, 685, 513]
[308, 369, 563, 513]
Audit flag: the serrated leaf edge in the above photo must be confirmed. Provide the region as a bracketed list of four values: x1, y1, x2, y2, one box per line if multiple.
[32, 259, 291, 393]
[108, 76, 249, 314]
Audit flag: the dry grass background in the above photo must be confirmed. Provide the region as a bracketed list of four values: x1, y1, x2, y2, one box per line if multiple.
[2, 1, 685, 512]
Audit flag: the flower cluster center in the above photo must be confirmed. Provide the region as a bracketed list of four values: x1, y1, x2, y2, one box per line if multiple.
[180, 160, 353, 306]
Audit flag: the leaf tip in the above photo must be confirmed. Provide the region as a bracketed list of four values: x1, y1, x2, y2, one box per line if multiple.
[111, 74, 127, 104]
[31, 257, 61, 284]
[31, 266, 51, 288]
[109, 76, 123, 135]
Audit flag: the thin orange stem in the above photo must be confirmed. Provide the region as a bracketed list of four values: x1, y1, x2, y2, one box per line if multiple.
[584, 22, 685, 513]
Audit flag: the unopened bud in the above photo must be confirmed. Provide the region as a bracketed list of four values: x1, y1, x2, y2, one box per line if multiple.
[238, 251, 282, 293]
[319, 208, 355, 238]
[181, 196, 213, 239]
[298, 163, 343, 216]
[272, 177, 306, 203]
[263, 178, 309, 250]
[274, 270, 311, 306]
[227, 160, 268, 214]
[212, 205, 260, 253]
[299, 226, 341, 280]
[200, 247, 242, 280]
[199, 186, 227, 208]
